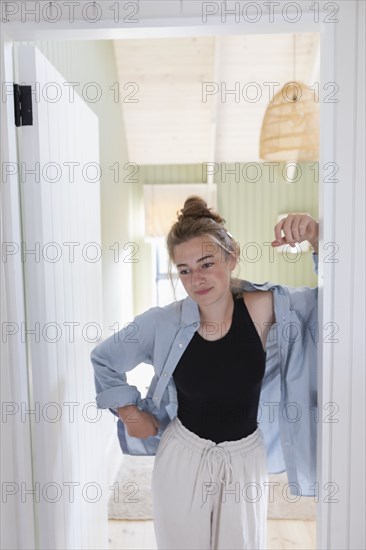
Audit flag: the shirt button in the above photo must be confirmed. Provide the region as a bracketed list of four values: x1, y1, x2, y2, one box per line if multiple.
[178, 343, 183, 348]
[193, 322, 198, 327]
[153, 396, 158, 401]
[282, 317, 286, 323]
[163, 373, 168, 377]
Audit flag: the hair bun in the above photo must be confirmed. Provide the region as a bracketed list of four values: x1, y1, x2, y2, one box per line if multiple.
[178, 195, 225, 225]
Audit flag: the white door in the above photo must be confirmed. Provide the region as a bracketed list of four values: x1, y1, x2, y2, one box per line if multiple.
[14, 45, 107, 550]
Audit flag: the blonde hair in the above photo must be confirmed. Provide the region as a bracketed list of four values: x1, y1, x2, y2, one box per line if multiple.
[166, 195, 243, 299]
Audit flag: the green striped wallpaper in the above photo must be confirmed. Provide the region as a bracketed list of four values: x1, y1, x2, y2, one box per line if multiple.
[140, 162, 319, 288]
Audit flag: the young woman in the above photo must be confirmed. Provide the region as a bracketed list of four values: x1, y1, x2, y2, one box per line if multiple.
[91, 196, 319, 550]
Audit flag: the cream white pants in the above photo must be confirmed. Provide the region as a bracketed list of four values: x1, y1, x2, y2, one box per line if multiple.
[151, 416, 269, 550]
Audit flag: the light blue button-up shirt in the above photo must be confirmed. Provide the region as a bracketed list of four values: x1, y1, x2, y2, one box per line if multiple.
[91, 254, 319, 496]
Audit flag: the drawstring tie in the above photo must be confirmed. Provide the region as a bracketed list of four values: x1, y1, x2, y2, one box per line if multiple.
[204, 445, 234, 485]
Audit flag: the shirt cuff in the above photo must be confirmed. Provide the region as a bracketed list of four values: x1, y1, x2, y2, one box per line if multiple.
[96, 385, 141, 411]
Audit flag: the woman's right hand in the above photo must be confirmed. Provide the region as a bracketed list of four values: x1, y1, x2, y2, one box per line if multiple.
[272, 213, 319, 253]
[118, 405, 160, 439]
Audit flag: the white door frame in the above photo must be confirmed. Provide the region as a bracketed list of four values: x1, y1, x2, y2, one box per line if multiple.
[2, 2, 365, 549]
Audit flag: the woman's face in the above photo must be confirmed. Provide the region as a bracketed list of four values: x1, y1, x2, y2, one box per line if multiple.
[173, 235, 236, 304]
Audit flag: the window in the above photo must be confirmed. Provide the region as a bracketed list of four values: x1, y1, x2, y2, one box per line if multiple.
[153, 237, 187, 307]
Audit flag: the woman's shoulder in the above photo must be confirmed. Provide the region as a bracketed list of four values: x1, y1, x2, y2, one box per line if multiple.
[242, 290, 275, 324]
[135, 298, 186, 324]
[242, 289, 273, 298]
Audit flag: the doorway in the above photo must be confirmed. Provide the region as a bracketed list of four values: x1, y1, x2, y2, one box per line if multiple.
[1, 3, 365, 549]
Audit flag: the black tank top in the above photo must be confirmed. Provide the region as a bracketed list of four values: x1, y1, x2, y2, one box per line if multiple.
[172, 295, 266, 443]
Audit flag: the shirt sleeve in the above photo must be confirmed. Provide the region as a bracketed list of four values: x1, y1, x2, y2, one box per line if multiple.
[312, 252, 319, 275]
[90, 310, 155, 411]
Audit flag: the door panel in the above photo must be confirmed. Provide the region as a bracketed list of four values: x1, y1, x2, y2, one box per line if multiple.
[16, 44, 106, 550]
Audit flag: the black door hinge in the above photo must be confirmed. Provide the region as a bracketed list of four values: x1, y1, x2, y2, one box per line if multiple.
[13, 84, 33, 127]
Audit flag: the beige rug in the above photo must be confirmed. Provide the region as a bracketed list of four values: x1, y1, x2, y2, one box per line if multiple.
[108, 456, 316, 521]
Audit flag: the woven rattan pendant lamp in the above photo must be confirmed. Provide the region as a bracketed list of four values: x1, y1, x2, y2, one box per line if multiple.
[259, 35, 319, 163]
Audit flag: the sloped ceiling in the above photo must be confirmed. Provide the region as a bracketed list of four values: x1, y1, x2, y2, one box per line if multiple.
[113, 33, 320, 165]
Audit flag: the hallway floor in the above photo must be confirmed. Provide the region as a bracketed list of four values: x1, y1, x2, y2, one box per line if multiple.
[109, 518, 316, 549]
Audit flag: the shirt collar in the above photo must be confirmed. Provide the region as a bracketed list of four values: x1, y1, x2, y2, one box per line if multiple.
[180, 295, 200, 326]
[180, 279, 272, 326]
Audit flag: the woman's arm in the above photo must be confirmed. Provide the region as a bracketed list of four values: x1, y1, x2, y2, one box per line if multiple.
[252, 214, 319, 337]
[90, 308, 160, 439]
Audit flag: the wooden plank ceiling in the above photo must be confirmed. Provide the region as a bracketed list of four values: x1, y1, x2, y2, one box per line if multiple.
[113, 33, 320, 165]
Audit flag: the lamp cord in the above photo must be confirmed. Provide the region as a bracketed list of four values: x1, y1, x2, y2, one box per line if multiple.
[292, 34, 297, 101]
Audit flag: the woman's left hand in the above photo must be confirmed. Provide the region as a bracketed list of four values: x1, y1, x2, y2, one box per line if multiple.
[272, 214, 319, 253]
